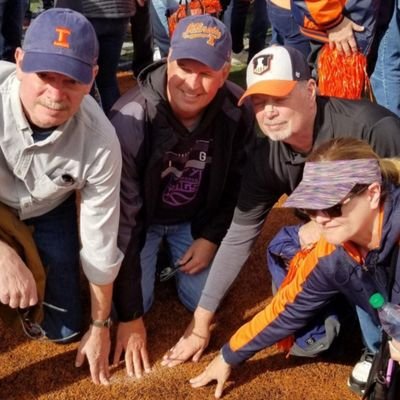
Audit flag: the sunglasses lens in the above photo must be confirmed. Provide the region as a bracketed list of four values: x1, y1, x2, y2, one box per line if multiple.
[300, 204, 342, 219]
[324, 204, 343, 218]
[299, 208, 317, 217]
[18, 309, 46, 340]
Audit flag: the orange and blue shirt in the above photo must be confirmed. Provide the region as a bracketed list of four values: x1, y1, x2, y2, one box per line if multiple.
[222, 184, 400, 365]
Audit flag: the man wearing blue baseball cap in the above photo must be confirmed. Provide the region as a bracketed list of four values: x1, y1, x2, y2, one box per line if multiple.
[109, 14, 255, 378]
[0, 8, 123, 385]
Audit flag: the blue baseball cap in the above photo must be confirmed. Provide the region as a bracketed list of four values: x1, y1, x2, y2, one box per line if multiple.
[169, 15, 232, 70]
[21, 8, 99, 84]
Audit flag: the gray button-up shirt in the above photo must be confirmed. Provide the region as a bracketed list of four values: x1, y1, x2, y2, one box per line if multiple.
[0, 62, 123, 285]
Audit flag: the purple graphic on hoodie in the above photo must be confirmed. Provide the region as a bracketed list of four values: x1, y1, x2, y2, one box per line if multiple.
[161, 140, 211, 207]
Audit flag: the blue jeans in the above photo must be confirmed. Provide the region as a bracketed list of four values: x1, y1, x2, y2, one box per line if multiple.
[0, 0, 27, 62]
[89, 17, 130, 114]
[140, 222, 211, 313]
[371, 0, 400, 117]
[150, 0, 179, 57]
[267, 0, 310, 58]
[356, 306, 382, 353]
[26, 194, 81, 342]
[221, 0, 232, 30]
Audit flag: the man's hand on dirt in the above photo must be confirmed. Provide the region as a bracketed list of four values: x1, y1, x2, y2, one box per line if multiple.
[113, 318, 152, 378]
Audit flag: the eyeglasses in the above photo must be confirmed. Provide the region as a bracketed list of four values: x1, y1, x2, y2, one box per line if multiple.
[18, 307, 47, 340]
[300, 186, 368, 219]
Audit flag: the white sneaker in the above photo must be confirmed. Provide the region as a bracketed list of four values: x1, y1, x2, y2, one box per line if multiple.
[153, 46, 161, 61]
[347, 351, 374, 395]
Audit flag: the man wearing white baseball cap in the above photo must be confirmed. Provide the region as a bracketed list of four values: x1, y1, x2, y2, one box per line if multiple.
[164, 44, 400, 396]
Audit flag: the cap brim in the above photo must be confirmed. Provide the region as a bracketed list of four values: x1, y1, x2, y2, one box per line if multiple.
[283, 182, 356, 210]
[21, 52, 93, 84]
[238, 80, 297, 105]
[169, 47, 225, 71]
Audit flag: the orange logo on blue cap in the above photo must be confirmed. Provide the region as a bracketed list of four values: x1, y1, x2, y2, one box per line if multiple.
[53, 26, 71, 49]
[182, 22, 222, 46]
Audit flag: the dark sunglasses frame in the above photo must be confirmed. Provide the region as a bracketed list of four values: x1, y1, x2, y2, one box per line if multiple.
[159, 263, 181, 282]
[18, 307, 47, 340]
[300, 185, 368, 219]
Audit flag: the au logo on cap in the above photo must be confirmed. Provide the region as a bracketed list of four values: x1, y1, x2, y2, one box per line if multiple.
[253, 54, 273, 75]
[53, 26, 71, 49]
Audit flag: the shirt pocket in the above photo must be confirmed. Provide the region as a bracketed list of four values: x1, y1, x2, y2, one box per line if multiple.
[31, 170, 79, 200]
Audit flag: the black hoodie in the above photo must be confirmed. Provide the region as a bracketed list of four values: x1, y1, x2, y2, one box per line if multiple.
[110, 60, 255, 321]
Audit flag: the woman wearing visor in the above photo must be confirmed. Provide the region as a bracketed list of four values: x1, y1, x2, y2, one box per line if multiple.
[189, 137, 400, 398]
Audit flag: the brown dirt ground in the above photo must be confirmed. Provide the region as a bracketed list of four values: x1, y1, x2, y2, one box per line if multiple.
[0, 74, 363, 400]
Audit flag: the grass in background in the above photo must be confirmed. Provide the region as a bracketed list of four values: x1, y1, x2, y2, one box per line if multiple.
[229, 64, 247, 89]
[29, 0, 42, 13]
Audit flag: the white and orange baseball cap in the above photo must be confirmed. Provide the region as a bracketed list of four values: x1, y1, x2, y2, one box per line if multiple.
[238, 46, 312, 105]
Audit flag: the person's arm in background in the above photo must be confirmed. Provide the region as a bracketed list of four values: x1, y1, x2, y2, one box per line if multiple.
[326, 16, 364, 55]
[292, 0, 364, 55]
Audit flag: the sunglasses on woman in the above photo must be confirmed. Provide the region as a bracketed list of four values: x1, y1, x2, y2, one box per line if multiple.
[299, 185, 368, 219]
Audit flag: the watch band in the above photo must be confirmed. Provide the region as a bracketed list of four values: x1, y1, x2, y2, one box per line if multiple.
[90, 317, 112, 328]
